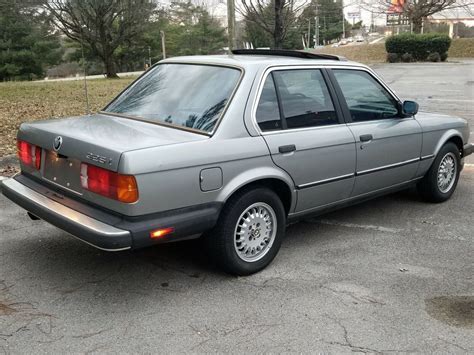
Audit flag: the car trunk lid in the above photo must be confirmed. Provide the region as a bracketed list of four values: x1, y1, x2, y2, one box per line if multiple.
[18, 113, 207, 194]
[19, 113, 207, 171]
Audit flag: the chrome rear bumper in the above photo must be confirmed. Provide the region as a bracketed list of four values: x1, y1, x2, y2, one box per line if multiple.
[1, 177, 132, 251]
[464, 143, 473, 157]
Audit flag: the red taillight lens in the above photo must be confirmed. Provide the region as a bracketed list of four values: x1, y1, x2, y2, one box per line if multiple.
[80, 163, 138, 203]
[17, 140, 41, 170]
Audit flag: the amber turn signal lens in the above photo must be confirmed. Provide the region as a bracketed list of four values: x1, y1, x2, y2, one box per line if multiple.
[116, 175, 139, 203]
[150, 227, 175, 239]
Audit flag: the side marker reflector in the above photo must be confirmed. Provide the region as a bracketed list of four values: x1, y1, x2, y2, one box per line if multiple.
[150, 227, 175, 239]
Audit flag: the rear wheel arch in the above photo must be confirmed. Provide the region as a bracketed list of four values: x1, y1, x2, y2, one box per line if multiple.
[222, 178, 294, 216]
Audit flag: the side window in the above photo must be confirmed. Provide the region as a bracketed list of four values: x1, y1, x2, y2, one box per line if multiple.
[255, 75, 282, 131]
[273, 69, 338, 129]
[333, 69, 400, 122]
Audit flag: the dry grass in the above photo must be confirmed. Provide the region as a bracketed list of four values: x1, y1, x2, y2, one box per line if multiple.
[0, 77, 135, 157]
[314, 38, 474, 63]
[448, 38, 474, 58]
[314, 43, 387, 63]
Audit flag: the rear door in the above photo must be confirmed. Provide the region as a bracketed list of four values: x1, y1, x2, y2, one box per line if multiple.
[329, 68, 422, 196]
[254, 67, 356, 213]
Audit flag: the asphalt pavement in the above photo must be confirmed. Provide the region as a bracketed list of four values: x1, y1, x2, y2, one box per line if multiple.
[0, 61, 473, 353]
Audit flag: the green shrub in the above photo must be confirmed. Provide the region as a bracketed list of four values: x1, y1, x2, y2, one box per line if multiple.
[440, 52, 448, 61]
[387, 52, 400, 63]
[401, 53, 414, 62]
[385, 33, 451, 61]
[427, 52, 441, 62]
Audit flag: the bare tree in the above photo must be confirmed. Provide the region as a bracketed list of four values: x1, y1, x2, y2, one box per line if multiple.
[239, 0, 307, 48]
[359, 0, 474, 33]
[45, 0, 155, 78]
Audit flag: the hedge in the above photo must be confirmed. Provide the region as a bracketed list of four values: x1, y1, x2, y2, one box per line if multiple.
[385, 33, 451, 62]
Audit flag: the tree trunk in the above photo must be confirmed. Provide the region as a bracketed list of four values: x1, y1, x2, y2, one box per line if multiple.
[104, 56, 118, 78]
[412, 17, 423, 33]
[274, 0, 284, 49]
[99, 25, 119, 79]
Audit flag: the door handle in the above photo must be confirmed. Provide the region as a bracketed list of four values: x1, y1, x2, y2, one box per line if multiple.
[279, 144, 296, 154]
[359, 134, 373, 142]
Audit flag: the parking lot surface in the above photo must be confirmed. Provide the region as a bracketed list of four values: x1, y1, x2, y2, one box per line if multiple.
[1, 61, 473, 353]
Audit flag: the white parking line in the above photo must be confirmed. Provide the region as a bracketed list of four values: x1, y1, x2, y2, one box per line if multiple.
[423, 98, 472, 102]
[312, 219, 403, 233]
[0, 176, 6, 181]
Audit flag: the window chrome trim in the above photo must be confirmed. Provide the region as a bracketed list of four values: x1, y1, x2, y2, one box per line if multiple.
[345, 117, 416, 127]
[251, 65, 343, 136]
[357, 157, 420, 176]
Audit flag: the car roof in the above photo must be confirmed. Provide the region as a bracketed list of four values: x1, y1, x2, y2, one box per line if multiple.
[161, 53, 366, 70]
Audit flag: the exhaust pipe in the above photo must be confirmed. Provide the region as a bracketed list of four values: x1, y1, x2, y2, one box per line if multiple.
[27, 211, 40, 221]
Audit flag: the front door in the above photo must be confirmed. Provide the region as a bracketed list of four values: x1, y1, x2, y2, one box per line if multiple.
[254, 68, 356, 213]
[330, 68, 422, 196]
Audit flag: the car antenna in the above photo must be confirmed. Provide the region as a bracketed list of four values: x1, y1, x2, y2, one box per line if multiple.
[80, 25, 90, 115]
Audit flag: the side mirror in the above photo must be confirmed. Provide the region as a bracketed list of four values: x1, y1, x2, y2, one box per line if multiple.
[402, 100, 419, 116]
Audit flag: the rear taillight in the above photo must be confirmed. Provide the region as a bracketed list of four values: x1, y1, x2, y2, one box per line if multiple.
[17, 140, 41, 170]
[80, 163, 138, 203]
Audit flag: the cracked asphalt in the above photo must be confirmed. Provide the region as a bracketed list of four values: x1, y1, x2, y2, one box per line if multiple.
[1, 61, 473, 353]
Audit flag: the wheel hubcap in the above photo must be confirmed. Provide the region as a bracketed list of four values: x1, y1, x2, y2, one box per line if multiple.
[234, 202, 277, 262]
[437, 152, 457, 193]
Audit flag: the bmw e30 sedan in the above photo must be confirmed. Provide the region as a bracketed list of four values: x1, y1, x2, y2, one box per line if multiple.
[1, 49, 472, 275]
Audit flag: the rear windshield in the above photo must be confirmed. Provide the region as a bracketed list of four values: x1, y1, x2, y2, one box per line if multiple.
[104, 64, 241, 134]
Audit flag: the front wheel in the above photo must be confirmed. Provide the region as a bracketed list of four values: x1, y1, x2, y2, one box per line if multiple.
[417, 142, 461, 203]
[205, 187, 286, 275]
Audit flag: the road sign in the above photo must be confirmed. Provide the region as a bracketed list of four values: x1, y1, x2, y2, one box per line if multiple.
[387, 13, 410, 26]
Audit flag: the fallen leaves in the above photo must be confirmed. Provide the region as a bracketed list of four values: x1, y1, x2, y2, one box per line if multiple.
[0, 77, 136, 157]
[0, 164, 19, 177]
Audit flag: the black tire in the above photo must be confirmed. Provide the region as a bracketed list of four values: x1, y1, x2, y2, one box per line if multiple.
[417, 142, 461, 203]
[205, 187, 286, 276]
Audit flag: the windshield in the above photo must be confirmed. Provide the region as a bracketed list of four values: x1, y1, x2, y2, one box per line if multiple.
[105, 64, 241, 134]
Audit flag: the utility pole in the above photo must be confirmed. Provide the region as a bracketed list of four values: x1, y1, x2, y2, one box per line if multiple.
[342, 11, 346, 38]
[227, 0, 236, 50]
[334, 0, 345, 39]
[315, 16, 319, 47]
[307, 19, 311, 49]
[370, 11, 374, 33]
[160, 31, 166, 59]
